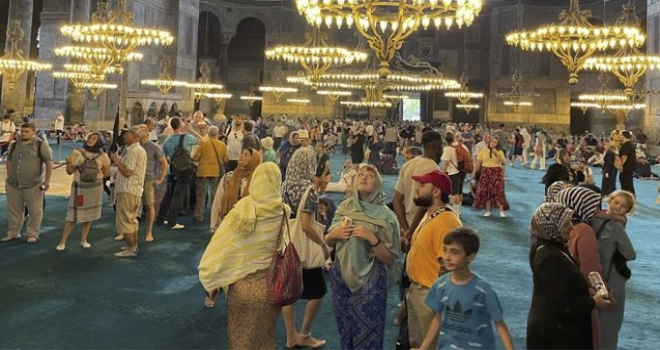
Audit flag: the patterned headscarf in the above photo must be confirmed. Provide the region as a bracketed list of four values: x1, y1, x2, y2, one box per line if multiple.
[530, 203, 575, 245]
[545, 181, 571, 203]
[555, 186, 601, 224]
[282, 147, 317, 210]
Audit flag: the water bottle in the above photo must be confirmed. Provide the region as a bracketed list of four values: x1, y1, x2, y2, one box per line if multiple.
[588, 271, 608, 297]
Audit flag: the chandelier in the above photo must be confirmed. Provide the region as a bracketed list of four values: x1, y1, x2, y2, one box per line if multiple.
[444, 71, 483, 113]
[495, 68, 539, 112]
[583, 0, 660, 98]
[195, 92, 233, 104]
[62, 63, 123, 75]
[54, 45, 142, 76]
[188, 61, 225, 101]
[140, 55, 188, 95]
[240, 87, 264, 106]
[295, 0, 483, 77]
[0, 20, 52, 89]
[341, 100, 392, 108]
[266, 27, 368, 91]
[81, 82, 118, 99]
[316, 89, 352, 104]
[259, 85, 299, 103]
[60, 0, 174, 69]
[52, 69, 105, 93]
[287, 98, 311, 104]
[506, 0, 645, 85]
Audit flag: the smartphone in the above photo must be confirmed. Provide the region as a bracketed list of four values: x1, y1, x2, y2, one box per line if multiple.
[340, 216, 353, 227]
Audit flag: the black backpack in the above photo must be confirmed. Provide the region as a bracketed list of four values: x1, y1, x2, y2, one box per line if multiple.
[170, 134, 194, 177]
[78, 150, 102, 182]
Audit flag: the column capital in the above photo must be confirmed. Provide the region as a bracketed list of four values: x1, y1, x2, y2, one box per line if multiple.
[221, 32, 236, 45]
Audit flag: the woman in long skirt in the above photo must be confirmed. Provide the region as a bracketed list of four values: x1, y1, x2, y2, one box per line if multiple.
[472, 137, 509, 217]
[56, 133, 111, 251]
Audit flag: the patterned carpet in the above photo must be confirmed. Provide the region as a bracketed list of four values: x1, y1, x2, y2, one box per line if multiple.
[0, 143, 659, 349]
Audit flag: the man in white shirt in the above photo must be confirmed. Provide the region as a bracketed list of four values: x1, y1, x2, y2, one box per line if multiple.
[1, 114, 16, 157]
[473, 132, 491, 159]
[273, 121, 286, 150]
[225, 116, 244, 172]
[54, 111, 65, 144]
[393, 131, 443, 239]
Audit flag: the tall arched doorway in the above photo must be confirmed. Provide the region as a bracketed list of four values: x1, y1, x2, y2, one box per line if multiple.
[226, 18, 266, 117]
[130, 102, 145, 125]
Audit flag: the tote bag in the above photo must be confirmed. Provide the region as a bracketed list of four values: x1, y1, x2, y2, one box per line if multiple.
[267, 208, 303, 306]
[289, 185, 327, 269]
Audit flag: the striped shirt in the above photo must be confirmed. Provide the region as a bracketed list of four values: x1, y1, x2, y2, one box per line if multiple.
[115, 142, 147, 197]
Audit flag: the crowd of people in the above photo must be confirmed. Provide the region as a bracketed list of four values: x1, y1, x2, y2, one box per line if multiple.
[2, 107, 659, 350]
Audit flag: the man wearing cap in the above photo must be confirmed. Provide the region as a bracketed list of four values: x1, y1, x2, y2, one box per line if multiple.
[393, 131, 443, 238]
[406, 169, 462, 349]
[110, 126, 147, 257]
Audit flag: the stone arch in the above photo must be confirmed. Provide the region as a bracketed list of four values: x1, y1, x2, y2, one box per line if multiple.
[131, 102, 145, 126]
[158, 103, 169, 120]
[228, 17, 266, 64]
[226, 10, 275, 35]
[147, 102, 158, 118]
[199, 11, 222, 59]
[170, 103, 179, 116]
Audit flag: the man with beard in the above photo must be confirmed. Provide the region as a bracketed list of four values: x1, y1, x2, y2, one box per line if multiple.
[405, 169, 463, 349]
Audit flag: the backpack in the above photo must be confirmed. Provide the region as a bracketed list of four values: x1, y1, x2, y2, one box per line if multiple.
[170, 134, 194, 177]
[78, 150, 102, 182]
[8, 137, 44, 161]
[451, 144, 473, 173]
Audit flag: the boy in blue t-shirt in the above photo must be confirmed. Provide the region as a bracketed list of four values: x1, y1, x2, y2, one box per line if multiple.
[414, 228, 514, 350]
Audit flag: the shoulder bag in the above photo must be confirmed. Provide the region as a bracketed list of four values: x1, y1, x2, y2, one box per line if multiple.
[289, 185, 327, 269]
[267, 207, 303, 306]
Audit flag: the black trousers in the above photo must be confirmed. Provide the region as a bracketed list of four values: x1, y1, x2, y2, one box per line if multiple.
[619, 171, 635, 195]
[157, 174, 191, 226]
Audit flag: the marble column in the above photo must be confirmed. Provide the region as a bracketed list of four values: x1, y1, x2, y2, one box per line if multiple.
[33, 0, 70, 121]
[65, 0, 90, 124]
[1, 0, 34, 117]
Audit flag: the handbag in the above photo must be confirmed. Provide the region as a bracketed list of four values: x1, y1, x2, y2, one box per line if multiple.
[289, 185, 327, 269]
[267, 208, 303, 306]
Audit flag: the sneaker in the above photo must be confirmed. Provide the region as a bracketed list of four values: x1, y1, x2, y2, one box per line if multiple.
[483, 212, 492, 217]
[115, 249, 137, 257]
[56, 244, 66, 251]
[171, 224, 185, 230]
[80, 242, 91, 249]
[1, 234, 21, 242]
[499, 212, 507, 218]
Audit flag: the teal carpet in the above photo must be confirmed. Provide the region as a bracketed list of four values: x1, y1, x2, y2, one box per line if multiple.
[1, 144, 659, 349]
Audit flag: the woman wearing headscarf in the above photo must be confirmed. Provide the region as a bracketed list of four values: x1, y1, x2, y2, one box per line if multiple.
[205, 148, 261, 308]
[472, 136, 509, 217]
[56, 132, 111, 251]
[199, 162, 286, 350]
[555, 185, 607, 349]
[527, 203, 611, 350]
[325, 164, 400, 350]
[209, 148, 262, 234]
[281, 147, 330, 349]
[545, 180, 572, 203]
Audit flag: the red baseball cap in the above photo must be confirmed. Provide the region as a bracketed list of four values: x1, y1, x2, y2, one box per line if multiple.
[411, 170, 452, 195]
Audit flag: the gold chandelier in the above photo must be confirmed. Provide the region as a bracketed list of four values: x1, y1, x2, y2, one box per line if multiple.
[240, 87, 264, 106]
[188, 61, 225, 101]
[265, 27, 368, 91]
[506, 0, 645, 85]
[0, 20, 52, 89]
[495, 68, 539, 112]
[52, 68, 105, 93]
[316, 89, 352, 104]
[295, 0, 483, 77]
[287, 98, 311, 104]
[341, 100, 392, 108]
[81, 82, 118, 99]
[583, 0, 660, 98]
[140, 55, 188, 95]
[259, 85, 299, 103]
[444, 71, 483, 113]
[60, 0, 174, 69]
[54, 46, 142, 76]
